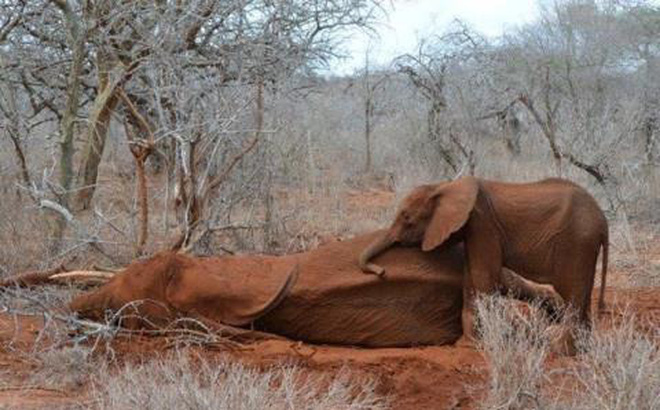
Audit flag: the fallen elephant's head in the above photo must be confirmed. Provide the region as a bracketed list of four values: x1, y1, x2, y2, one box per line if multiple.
[69, 252, 298, 329]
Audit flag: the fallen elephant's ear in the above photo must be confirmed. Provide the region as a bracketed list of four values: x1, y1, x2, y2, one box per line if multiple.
[227, 264, 299, 326]
[164, 263, 299, 327]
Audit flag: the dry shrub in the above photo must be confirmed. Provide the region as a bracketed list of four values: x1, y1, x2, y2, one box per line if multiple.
[475, 295, 660, 410]
[566, 310, 660, 410]
[28, 346, 97, 390]
[91, 354, 389, 410]
[0, 194, 52, 275]
[474, 294, 555, 410]
[0, 285, 79, 314]
[0, 285, 87, 356]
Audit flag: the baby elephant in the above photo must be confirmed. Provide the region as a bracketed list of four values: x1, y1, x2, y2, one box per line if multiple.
[359, 177, 608, 341]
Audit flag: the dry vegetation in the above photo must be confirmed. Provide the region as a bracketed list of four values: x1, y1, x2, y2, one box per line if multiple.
[474, 294, 557, 409]
[475, 295, 660, 410]
[90, 355, 388, 410]
[1, 0, 660, 408]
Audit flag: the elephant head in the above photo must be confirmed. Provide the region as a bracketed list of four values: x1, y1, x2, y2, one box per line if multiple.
[359, 176, 478, 275]
[69, 252, 299, 328]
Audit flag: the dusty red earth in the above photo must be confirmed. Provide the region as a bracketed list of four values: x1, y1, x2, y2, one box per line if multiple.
[1, 286, 659, 409]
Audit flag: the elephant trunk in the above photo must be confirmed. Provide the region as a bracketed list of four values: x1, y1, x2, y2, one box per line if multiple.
[358, 233, 395, 276]
[69, 286, 114, 321]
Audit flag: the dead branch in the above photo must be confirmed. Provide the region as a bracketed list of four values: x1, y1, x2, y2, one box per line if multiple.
[172, 79, 265, 252]
[118, 87, 155, 256]
[39, 199, 74, 223]
[6, 129, 36, 201]
[517, 93, 611, 186]
[202, 79, 264, 200]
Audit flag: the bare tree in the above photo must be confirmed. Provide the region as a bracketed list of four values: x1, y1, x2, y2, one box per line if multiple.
[478, 1, 650, 197]
[1, 0, 385, 256]
[360, 48, 389, 173]
[394, 21, 484, 175]
[617, 0, 660, 164]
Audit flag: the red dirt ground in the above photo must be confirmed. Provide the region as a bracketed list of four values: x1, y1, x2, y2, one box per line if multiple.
[1, 286, 659, 409]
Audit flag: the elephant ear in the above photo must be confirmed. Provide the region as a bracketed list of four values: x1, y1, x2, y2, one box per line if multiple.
[422, 176, 479, 251]
[165, 260, 299, 327]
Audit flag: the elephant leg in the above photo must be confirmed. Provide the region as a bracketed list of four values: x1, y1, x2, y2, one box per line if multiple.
[460, 277, 478, 342]
[501, 269, 565, 322]
[552, 246, 598, 329]
[461, 235, 504, 341]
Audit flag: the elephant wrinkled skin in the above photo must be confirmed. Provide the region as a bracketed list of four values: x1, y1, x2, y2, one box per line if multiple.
[70, 231, 560, 347]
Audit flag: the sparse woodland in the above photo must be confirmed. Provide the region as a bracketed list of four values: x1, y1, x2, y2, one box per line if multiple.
[1, 0, 658, 270]
[1, 0, 660, 408]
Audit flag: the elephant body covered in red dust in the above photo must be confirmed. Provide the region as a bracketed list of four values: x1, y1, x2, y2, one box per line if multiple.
[70, 231, 558, 347]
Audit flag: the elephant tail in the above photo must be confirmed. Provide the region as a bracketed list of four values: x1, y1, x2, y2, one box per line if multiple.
[597, 231, 609, 314]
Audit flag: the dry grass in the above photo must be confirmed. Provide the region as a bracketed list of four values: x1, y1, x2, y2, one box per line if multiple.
[474, 294, 660, 410]
[0, 285, 390, 409]
[27, 346, 97, 390]
[0, 285, 79, 314]
[89, 353, 389, 410]
[0, 285, 86, 357]
[0, 340, 390, 409]
[474, 294, 556, 410]
[565, 308, 660, 410]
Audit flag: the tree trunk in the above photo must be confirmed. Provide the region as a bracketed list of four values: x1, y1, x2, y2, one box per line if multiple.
[365, 94, 373, 172]
[134, 155, 149, 256]
[5, 123, 33, 200]
[363, 55, 373, 173]
[52, 2, 87, 253]
[59, 44, 85, 207]
[75, 61, 121, 210]
[428, 103, 457, 172]
[500, 110, 521, 156]
[58, 3, 86, 207]
[642, 109, 658, 165]
[118, 88, 155, 256]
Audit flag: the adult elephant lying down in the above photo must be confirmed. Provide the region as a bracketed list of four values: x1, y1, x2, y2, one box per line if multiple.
[70, 231, 561, 347]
